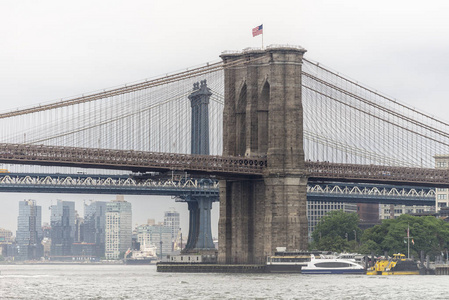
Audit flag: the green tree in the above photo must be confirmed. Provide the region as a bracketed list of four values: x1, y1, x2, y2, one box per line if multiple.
[358, 239, 380, 255]
[312, 236, 350, 252]
[361, 214, 449, 258]
[310, 210, 362, 252]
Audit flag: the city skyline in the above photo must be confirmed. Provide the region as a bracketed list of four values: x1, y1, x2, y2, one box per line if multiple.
[0, 194, 220, 239]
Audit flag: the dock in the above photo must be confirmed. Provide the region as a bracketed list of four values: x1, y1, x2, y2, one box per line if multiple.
[435, 265, 449, 275]
[157, 263, 267, 273]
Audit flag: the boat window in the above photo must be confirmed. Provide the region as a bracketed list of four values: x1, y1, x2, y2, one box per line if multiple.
[268, 255, 312, 264]
[279, 257, 309, 262]
[314, 262, 352, 268]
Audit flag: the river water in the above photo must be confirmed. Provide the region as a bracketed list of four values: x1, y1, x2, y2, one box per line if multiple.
[0, 264, 446, 299]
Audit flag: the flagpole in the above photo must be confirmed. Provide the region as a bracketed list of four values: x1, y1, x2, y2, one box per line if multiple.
[404, 224, 411, 259]
[262, 32, 264, 49]
[405, 223, 414, 259]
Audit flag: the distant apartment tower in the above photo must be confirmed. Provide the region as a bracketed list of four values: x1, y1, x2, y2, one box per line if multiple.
[16, 200, 43, 260]
[0, 228, 15, 259]
[379, 204, 434, 219]
[83, 201, 107, 257]
[435, 155, 449, 211]
[136, 223, 172, 257]
[0, 227, 13, 243]
[50, 200, 76, 256]
[307, 201, 357, 238]
[105, 196, 132, 259]
[164, 207, 180, 249]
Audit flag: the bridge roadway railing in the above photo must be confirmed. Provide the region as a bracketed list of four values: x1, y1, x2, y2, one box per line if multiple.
[306, 161, 449, 187]
[1, 143, 449, 186]
[0, 143, 266, 176]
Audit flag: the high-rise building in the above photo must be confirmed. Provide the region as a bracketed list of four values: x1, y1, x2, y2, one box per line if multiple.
[105, 196, 132, 259]
[83, 201, 107, 257]
[75, 213, 84, 243]
[16, 200, 43, 260]
[435, 155, 449, 211]
[164, 207, 180, 250]
[136, 224, 172, 258]
[50, 200, 76, 257]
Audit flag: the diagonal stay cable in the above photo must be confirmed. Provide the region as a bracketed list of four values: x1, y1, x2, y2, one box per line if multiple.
[25, 90, 192, 145]
[302, 84, 449, 148]
[303, 58, 449, 129]
[0, 57, 256, 120]
[302, 71, 449, 140]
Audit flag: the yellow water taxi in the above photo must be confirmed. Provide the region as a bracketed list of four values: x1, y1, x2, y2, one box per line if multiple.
[366, 253, 419, 275]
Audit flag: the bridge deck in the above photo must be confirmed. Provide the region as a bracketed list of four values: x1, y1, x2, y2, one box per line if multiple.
[0, 143, 448, 187]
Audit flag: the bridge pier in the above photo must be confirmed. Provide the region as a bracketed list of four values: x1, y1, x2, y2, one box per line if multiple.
[219, 46, 308, 264]
[181, 80, 217, 254]
[183, 196, 215, 252]
[263, 176, 308, 255]
[219, 179, 266, 264]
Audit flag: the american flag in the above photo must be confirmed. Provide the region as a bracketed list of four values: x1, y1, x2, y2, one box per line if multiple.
[252, 24, 263, 37]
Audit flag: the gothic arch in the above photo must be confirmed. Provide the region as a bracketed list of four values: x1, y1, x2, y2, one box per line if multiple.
[257, 80, 270, 154]
[236, 83, 247, 155]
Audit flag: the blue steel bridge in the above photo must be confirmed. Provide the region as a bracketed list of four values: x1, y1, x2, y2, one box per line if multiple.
[0, 172, 435, 206]
[1, 45, 448, 262]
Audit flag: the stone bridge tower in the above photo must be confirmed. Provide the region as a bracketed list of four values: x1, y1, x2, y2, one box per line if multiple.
[218, 46, 309, 264]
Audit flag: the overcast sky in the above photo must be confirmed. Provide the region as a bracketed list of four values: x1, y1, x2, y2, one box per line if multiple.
[1, 0, 449, 235]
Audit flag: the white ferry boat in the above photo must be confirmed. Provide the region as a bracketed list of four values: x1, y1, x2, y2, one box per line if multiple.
[124, 244, 158, 265]
[266, 248, 313, 273]
[301, 254, 365, 274]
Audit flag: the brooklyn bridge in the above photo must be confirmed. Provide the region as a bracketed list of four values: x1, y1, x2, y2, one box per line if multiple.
[1, 45, 449, 264]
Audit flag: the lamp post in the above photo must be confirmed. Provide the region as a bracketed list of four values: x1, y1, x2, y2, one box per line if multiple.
[353, 230, 357, 242]
[160, 240, 163, 260]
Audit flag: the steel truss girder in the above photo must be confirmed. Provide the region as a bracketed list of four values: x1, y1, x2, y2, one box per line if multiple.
[0, 173, 436, 205]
